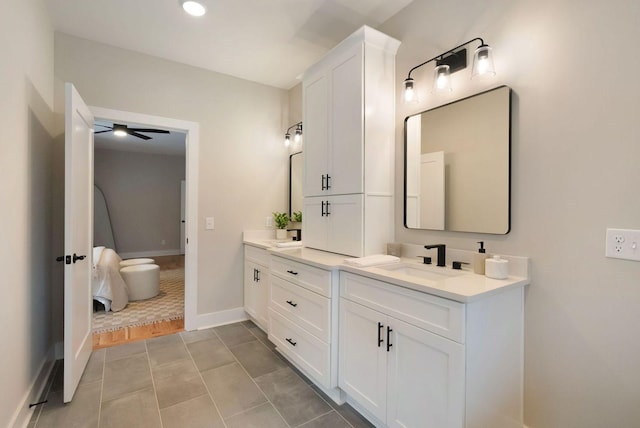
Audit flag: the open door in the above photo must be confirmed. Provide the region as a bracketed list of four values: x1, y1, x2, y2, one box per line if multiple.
[63, 83, 94, 403]
[180, 180, 186, 255]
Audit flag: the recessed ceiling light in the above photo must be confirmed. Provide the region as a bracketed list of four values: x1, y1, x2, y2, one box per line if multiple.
[181, 0, 206, 17]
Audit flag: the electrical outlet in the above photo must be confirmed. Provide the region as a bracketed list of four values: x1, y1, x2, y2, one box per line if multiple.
[205, 216, 214, 230]
[605, 228, 640, 261]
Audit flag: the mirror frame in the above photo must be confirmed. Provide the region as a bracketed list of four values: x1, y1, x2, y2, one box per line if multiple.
[289, 151, 303, 216]
[403, 85, 512, 234]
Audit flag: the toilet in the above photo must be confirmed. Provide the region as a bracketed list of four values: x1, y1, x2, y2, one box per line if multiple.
[120, 264, 160, 301]
[120, 257, 155, 268]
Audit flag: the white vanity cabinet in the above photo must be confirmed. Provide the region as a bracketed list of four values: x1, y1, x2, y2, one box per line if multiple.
[243, 245, 270, 331]
[339, 271, 524, 428]
[268, 253, 342, 401]
[302, 26, 399, 257]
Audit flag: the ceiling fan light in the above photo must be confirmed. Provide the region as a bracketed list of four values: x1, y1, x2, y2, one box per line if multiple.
[181, 0, 207, 17]
[113, 129, 127, 137]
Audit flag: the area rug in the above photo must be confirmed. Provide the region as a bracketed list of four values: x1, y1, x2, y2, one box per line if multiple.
[92, 267, 184, 334]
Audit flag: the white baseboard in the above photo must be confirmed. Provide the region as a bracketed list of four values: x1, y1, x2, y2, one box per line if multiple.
[191, 307, 247, 331]
[119, 249, 183, 259]
[10, 346, 56, 428]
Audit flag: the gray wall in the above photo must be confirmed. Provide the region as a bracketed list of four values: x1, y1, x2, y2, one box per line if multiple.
[94, 148, 185, 255]
[378, 0, 640, 426]
[0, 0, 55, 425]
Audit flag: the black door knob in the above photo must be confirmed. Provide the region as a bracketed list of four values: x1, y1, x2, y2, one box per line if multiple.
[72, 253, 86, 263]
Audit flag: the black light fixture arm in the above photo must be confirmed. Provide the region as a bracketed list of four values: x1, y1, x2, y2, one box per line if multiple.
[406, 37, 485, 79]
[285, 121, 303, 134]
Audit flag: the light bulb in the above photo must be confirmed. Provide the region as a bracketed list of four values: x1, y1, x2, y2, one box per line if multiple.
[181, 1, 206, 17]
[471, 45, 496, 79]
[403, 78, 417, 103]
[432, 65, 452, 93]
[113, 129, 127, 137]
[284, 133, 291, 147]
[294, 131, 301, 143]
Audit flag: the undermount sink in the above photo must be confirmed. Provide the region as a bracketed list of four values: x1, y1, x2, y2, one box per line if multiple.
[376, 262, 465, 282]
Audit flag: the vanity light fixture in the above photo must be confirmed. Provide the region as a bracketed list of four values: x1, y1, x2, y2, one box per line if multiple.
[284, 122, 302, 147]
[181, 0, 207, 17]
[403, 37, 495, 103]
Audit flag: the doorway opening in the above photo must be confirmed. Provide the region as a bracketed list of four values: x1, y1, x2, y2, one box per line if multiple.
[89, 107, 199, 347]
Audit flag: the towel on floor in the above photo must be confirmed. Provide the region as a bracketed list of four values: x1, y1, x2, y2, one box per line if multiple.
[344, 254, 400, 267]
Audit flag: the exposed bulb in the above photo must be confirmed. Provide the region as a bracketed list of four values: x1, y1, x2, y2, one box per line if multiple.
[284, 133, 291, 147]
[294, 125, 302, 143]
[403, 77, 417, 103]
[432, 64, 452, 93]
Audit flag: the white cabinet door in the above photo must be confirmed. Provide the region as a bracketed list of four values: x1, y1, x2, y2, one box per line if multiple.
[303, 72, 329, 197]
[326, 194, 363, 257]
[387, 318, 465, 428]
[244, 260, 269, 330]
[303, 196, 328, 251]
[339, 299, 387, 422]
[329, 47, 363, 195]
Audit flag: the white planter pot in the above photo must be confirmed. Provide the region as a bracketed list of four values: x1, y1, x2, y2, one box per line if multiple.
[276, 229, 287, 240]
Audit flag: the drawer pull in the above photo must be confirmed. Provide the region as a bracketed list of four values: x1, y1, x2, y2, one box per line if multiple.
[386, 326, 393, 352]
[286, 270, 299, 275]
[286, 300, 298, 307]
[285, 337, 297, 346]
[256, 269, 260, 282]
[378, 322, 384, 347]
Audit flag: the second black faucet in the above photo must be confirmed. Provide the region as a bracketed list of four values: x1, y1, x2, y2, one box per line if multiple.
[424, 244, 446, 267]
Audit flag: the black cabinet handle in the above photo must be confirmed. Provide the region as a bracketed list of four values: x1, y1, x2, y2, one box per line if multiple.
[378, 322, 384, 347]
[386, 326, 393, 352]
[321, 200, 325, 217]
[253, 268, 257, 282]
[286, 300, 298, 307]
[286, 270, 298, 276]
[325, 201, 331, 216]
[256, 269, 260, 282]
[72, 253, 86, 263]
[326, 174, 331, 189]
[285, 338, 297, 346]
[321, 174, 326, 190]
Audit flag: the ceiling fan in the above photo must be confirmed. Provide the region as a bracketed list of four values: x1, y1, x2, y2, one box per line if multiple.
[95, 123, 170, 140]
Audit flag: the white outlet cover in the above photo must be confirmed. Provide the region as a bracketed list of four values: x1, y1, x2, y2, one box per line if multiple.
[605, 228, 640, 261]
[205, 216, 214, 230]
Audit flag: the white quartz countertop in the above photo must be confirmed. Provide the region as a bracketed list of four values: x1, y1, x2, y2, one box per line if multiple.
[243, 237, 529, 303]
[340, 261, 529, 303]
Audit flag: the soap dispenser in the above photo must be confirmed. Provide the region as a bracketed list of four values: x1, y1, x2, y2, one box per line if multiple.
[473, 241, 488, 275]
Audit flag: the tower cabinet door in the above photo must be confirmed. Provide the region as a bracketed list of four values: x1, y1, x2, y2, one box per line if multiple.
[303, 72, 329, 197]
[326, 194, 363, 257]
[328, 46, 364, 195]
[339, 298, 387, 422]
[303, 197, 328, 252]
[386, 318, 465, 428]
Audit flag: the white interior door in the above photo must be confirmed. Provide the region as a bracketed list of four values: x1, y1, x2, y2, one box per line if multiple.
[64, 83, 94, 403]
[180, 180, 186, 254]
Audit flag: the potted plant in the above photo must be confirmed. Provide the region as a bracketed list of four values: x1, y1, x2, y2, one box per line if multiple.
[292, 211, 302, 223]
[273, 212, 290, 240]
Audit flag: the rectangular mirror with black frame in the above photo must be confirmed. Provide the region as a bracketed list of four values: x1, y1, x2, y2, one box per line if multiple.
[289, 151, 303, 217]
[404, 85, 511, 234]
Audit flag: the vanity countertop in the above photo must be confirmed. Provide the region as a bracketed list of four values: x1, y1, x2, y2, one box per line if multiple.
[243, 235, 528, 303]
[340, 260, 529, 303]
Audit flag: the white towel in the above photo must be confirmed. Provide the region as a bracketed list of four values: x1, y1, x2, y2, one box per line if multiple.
[344, 254, 400, 267]
[276, 241, 303, 248]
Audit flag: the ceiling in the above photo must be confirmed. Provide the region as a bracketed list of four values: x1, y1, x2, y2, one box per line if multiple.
[46, 0, 413, 89]
[94, 121, 186, 156]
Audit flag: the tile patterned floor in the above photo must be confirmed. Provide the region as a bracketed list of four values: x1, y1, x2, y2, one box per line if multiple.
[29, 320, 373, 428]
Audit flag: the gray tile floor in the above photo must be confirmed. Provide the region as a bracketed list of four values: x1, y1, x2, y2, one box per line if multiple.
[29, 321, 373, 428]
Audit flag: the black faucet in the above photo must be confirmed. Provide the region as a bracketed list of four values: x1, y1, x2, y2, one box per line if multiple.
[424, 244, 446, 267]
[287, 228, 302, 241]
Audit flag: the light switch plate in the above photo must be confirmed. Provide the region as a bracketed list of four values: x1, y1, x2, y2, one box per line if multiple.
[205, 216, 214, 230]
[605, 228, 640, 261]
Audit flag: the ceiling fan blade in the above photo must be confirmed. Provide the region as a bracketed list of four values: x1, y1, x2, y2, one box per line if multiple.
[94, 130, 113, 134]
[129, 128, 170, 134]
[95, 124, 112, 129]
[129, 131, 152, 140]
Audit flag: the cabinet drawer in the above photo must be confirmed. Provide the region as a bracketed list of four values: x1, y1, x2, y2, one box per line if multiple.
[245, 245, 270, 265]
[271, 276, 331, 342]
[340, 272, 465, 343]
[270, 255, 332, 297]
[269, 309, 331, 388]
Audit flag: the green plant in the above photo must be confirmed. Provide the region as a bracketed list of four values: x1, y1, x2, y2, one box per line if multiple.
[273, 212, 290, 229]
[292, 211, 302, 223]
